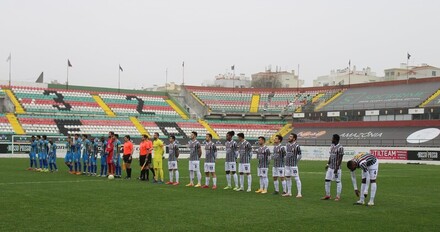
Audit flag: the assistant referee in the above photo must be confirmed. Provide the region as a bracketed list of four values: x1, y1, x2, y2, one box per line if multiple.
[123, 135, 134, 179]
[139, 134, 152, 181]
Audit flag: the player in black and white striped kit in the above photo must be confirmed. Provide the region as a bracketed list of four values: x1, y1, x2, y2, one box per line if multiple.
[202, 133, 218, 189]
[166, 135, 180, 185]
[284, 133, 302, 198]
[186, 131, 202, 188]
[235, 133, 253, 192]
[272, 135, 287, 195]
[224, 131, 239, 190]
[255, 136, 271, 194]
[347, 152, 379, 206]
[322, 134, 344, 201]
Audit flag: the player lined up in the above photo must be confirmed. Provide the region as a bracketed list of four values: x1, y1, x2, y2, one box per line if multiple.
[27, 131, 379, 205]
[28, 135, 58, 172]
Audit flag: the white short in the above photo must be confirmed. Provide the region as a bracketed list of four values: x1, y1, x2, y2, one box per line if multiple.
[362, 160, 379, 180]
[325, 168, 342, 182]
[225, 162, 237, 172]
[257, 168, 268, 177]
[189, 160, 200, 171]
[168, 161, 178, 170]
[285, 166, 299, 177]
[204, 163, 216, 173]
[239, 163, 251, 174]
[272, 167, 285, 177]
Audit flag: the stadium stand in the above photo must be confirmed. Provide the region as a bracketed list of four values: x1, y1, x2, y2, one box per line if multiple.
[421, 89, 440, 107]
[319, 82, 440, 111]
[1, 77, 440, 147]
[12, 86, 105, 115]
[0, 113, 16, 134]
[98, 92, 181, 117]
[259, 90, 321, 113]
[186, 86, 324, 114]
[185, 86, 253, 112]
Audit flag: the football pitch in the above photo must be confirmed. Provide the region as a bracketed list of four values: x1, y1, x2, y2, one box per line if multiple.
[0, 159, 439, 232]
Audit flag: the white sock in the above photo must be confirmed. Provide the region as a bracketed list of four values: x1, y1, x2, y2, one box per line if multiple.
[325, 181, 331, 196]
[175, 170, 179, 183]
[226, 174, 231, 187]
[274, 180, 279, 192]
[360, 183, 366, 201]
[233, 173, 239, 188]
[206, 177, 210, 186]
[240, 175, 244, 189]
[247, 175, 252, 190]
[370, 182, 377, 203]
[287, 178, 292, 194]
[213, 177, 217, 186]
[282, 180, 286, 193]
[336, 181, 342, 197]
[295, 176, 302, 195]
[197, 170, 201, 184]
[263, 177, 268, 190]
[364, 179, 370, 195]
[259, 177, 263, 190]
[190, 171, 194, 184]
[169, 171, 173, 182]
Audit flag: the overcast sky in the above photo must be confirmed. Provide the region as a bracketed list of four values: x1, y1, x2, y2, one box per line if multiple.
[1, 0, 439, 88]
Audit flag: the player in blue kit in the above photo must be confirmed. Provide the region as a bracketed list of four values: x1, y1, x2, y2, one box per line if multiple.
[36, 135, 43, 171]
[27, 136, 38, 171]
[41, 135, 49, 172]
[113, 134, 122, 178]
[74, 134, 82, 175]
[90, 138, 99, 176]
[48, 139, 58, 172]
[82, 135, 91, 175]
[99, 136, 108, 177]
[64, 136, 74, 173]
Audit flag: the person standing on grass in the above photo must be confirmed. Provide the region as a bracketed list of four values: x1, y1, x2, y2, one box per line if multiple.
[99, 136, 108, 177]
[82, 135, 92, 175]
[42, 135, 49, 172]
[186, 131, 202, 187]
[224, 131, 239, 190]
[272, 135, 287, 195]
[348, 152, 379, 206]
[139, 134, 153, 181]
[166, 135, 180, 185]
[255, 136, 270, 194]
[64, 136, 74, 173]
[284, 133, 302, 198]
[113, 134, 122, 178]
[28, 136, 38, 171]
[235, 133, 253, 192]
[106, 132, 115, 176]
[36, 135, 43, 171]
[321, 134, 344, 201]
[70, 136, 76, 174]
[48, 139, 58, 172]
[90, 138, 99, 176]
[202, 133, 218, 189]
[74, 134, 83, 175]
[153, 132, 165, 183]
[123, 135, 134, 180]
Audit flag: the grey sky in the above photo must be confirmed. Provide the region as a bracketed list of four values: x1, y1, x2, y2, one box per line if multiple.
[1, 0, 439, 88]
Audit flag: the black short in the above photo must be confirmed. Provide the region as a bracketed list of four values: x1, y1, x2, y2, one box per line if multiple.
[139, 155, 146, 166]
[123, 155, 132, 164]
[139, 154, 152, 166]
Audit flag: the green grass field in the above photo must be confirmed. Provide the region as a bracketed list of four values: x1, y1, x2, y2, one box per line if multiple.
[0, 159, 439, 231]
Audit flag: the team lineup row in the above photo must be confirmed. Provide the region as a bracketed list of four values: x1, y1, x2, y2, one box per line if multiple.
[26, 131, 379, 206]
